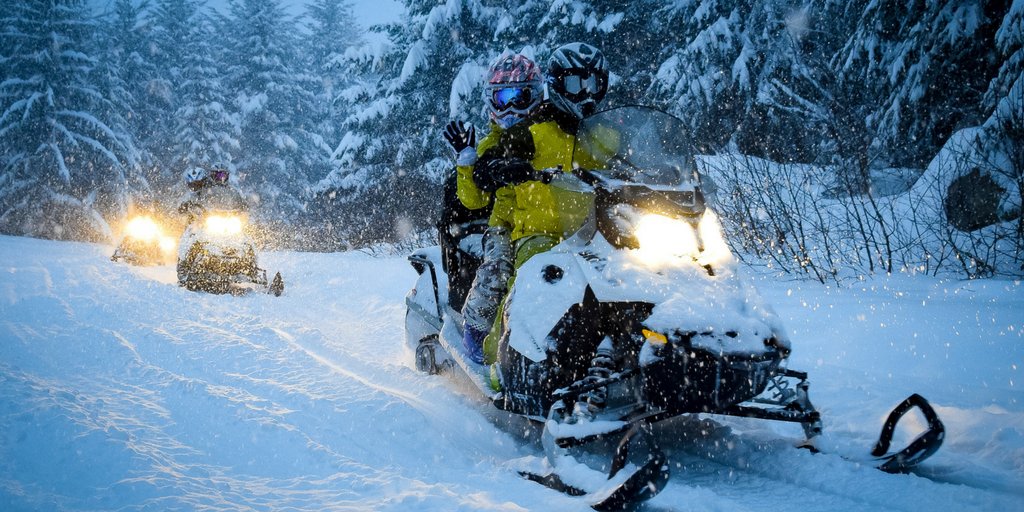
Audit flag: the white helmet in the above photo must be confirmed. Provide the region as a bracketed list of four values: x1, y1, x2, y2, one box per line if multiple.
[184, 167, 208, 191]
[546, 43, 609, 118]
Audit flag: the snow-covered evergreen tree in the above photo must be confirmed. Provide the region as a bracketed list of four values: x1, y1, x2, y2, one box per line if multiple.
[0, 0, 139, 241]
[313, 0, 501, 246]
[305, 0, 362, 141]
[170, 11, 237, 180]
[102, 0, 160, 205]
[299, 0, 364, 241]
[222, 0, 319, 227]
[148, 0, 238, 196]
[648, 0, 755, 154]
[830, 0, 1003, 171]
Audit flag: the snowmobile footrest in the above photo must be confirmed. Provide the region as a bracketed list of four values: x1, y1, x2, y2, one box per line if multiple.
[721, 404, 819, 425]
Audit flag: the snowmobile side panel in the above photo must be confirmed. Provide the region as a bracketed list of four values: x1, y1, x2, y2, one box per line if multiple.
[506, 251, 589, 363]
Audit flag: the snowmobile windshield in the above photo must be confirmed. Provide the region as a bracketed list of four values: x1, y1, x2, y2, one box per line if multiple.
[572, 106, 698, 188]
[202, 186, 246, 212]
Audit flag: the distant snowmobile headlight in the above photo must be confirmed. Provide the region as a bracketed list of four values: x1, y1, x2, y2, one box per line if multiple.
[124, 216, 162, 241]
[205, 215, 243, 235]
[158, 236, 176, 253]
[633, 214, 699, 266]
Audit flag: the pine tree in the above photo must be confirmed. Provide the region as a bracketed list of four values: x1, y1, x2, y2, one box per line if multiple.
[305, 0, 362, 133]
[0, 0, 138, 241]
[313, 0, 500, 245]
[648, 0, 755, 154]
[171, 12, 237, 179]
[223, 0, 319, 227]
[148, 0, 202, 180]
[831, 0, 1003, 171]
[103, 0, 160, 206]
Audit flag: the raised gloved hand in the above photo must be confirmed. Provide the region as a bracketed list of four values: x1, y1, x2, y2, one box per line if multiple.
[443, 120, 477, 166]
[472, 157, 536, 193]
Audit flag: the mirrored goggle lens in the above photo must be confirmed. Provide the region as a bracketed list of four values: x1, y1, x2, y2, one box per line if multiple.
[212, 170, 228, 182]
[563, 74, 600, 95]
[491, 87, 534, 110]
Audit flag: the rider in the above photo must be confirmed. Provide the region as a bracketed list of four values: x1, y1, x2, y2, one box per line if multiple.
[474, 44, 612, 371]
[439, 52, 544, 316]
[178, 165, 245, 224]
[460, 44, 610, 372]
[178, 166, 211, 224]
[444, 51, 547, 364]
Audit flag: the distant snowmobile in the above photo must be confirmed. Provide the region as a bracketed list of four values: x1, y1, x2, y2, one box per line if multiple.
[177, 187, 283, 297]
[405, 107, 944, 510]
[111, 215, 177, 266]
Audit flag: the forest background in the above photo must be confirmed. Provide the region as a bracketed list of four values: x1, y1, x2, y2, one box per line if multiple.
[1, 0, 1021, 280]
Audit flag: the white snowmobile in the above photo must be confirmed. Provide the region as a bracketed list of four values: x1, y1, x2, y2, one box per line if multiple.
[111, 214, 177, 266]
[177, 187, 283, 296]
[405, 107, 944, 510]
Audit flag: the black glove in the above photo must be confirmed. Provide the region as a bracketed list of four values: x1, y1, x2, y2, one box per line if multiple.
[473, 157, 536, 193]
[443, 120, 476, 153]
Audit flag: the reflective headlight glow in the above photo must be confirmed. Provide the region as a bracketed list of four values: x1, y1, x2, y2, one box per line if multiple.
[158, 236, 176, 253]
[205, 215, 244, 235]
[124, 216, 161, 241]
[695, 209, 733, 267]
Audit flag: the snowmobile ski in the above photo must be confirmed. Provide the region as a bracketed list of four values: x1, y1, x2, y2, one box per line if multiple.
[518, 400, 670, 510]
[797, 393, 944, 474]
[871, 393, 945, 473]
[522, 421, 669, 511]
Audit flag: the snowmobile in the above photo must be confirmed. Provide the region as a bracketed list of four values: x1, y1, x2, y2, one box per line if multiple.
[405, 107, 945, 509]
[177, 187, 283, 296]
[111, 215, 177, 266]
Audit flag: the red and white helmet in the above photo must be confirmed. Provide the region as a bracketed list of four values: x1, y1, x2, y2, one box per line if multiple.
[484, 51, 543, 129]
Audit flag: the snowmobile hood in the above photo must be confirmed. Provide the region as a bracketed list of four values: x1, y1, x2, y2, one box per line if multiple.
[505, 235, 789, 362]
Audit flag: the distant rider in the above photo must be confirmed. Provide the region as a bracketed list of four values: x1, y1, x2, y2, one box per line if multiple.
[178, 166, 245, 224]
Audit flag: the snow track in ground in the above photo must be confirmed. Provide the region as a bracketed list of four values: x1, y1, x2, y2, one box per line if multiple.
[0, 236, 1021, 511]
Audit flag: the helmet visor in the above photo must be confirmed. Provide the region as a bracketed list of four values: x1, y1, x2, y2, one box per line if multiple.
[491, 86, 537, 113]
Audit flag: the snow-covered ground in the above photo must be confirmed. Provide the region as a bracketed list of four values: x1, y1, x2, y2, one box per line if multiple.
[1, 235, 1021, 511]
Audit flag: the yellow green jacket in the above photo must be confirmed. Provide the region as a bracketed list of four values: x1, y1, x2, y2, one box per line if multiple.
[455, 123, 503, 211]
[489, 120, 601, 243]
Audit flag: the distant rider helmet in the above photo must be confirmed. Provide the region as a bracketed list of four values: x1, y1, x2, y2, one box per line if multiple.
[547, 42, 609, 118]
[484, 51, 544, 129]
[184, 166, 209, 192]
[209, 166, 230, 185]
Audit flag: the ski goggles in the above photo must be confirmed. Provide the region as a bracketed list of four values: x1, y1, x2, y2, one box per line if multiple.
[562, 74, 601, 95]
[211, 169, 229, 183]
[489, 85, 539, 113]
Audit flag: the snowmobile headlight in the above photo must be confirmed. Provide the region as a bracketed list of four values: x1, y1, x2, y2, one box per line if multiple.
[633, 214, 699, 266]
[158, 236, 176, 253]
[205, 215, 243, 235]
[124, 216, 162, 241]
